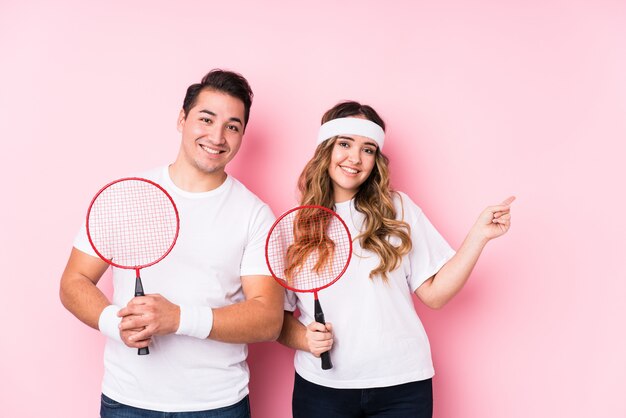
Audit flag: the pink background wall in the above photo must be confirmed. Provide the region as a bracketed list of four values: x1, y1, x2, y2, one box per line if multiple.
[1, 1, 625, 417]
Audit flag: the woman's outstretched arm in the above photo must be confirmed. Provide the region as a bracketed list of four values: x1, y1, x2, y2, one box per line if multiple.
[416, 196, 515, 309]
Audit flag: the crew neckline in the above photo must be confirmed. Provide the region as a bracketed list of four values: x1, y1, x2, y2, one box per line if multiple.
[161, 166, 233, 199]
[334, 199, 354, 212]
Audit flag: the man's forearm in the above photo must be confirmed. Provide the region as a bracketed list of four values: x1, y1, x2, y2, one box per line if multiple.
[60, 273, 111, 329]
[209, 298, 283, 343]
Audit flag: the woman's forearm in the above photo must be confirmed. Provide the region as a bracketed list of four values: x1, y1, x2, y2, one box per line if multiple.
[418, 231, 488, 309]
[277, 311, 309, 351]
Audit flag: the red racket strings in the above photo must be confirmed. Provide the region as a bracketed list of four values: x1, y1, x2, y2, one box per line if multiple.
[266, 206, 351, 292]
[87, 179, 179, 269]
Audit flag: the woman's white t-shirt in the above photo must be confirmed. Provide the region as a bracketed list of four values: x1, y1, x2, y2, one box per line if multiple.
[285, 192, 456, 389]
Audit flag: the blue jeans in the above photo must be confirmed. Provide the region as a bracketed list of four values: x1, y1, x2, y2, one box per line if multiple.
[292, 373, 433, 418]
[100, 394, 250, 418]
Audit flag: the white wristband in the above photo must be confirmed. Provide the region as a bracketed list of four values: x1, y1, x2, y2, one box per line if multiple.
[175, 305, 213, 339]
[98, 305, 123, 342]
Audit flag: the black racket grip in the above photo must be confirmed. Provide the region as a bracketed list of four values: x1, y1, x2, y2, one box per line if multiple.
[135, 275, 150, 356]
[314, 299, 333, 370]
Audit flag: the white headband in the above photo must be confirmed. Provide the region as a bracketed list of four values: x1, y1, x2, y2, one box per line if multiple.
[317, 117, 385, 150]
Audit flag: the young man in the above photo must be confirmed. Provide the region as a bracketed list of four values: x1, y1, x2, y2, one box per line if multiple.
[60, 69, 284, 417]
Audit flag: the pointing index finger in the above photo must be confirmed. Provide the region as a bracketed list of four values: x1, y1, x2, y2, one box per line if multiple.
[501, 196, 516, 205]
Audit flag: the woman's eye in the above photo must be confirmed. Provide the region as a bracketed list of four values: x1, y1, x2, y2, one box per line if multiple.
[338, 142, 349, 148]
[364, 148, 375, 154]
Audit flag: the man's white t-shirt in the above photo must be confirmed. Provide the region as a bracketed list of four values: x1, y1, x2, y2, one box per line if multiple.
[74, 166, 275, 412]
[285, 192, 455, 389]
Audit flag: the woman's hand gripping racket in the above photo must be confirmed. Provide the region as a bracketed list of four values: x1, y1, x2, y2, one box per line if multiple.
[266, 205, 352, 370]
[86, 178, 179, 355]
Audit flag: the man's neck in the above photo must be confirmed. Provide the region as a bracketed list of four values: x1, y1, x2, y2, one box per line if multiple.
[168, 162, 227, 193]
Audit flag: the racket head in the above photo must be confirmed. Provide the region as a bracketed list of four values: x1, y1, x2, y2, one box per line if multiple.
[86, 177, 180, 270]
[265, 205, 352, 293]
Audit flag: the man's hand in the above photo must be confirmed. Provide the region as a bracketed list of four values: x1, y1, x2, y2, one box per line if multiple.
[118, 294, 181, 344]
[119, 321, 152, 349]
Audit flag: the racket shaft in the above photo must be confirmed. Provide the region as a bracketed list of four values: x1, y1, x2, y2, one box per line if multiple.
[135, 272, 150, 356]
[314, 299, 332, 370]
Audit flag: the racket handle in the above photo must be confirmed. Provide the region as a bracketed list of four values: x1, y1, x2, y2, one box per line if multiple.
[321, 351, 333, 370]
[134, 272, 150, 356]
[314, 299, 333, 370]
[134, 275, 145, 297]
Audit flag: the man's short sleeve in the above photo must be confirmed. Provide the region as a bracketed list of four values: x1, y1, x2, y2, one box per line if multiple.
[73, 224, 99, 257]
[240, 204, 275, 277]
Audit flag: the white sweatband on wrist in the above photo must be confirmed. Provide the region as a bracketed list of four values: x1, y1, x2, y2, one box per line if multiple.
[98, 305, 123, 342]
[317, 117, 385, 150]
[176, 305, 214, 339]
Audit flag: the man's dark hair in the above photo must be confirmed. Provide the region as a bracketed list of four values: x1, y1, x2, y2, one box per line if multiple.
[182, 69, 254, 129]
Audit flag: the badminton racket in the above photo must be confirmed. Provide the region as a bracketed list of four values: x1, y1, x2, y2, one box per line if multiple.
[266, 205, 352, 370]
[86, 177, 179, 355]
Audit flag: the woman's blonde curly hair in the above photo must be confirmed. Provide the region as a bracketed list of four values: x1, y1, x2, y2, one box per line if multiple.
[296, 101, 412, 280]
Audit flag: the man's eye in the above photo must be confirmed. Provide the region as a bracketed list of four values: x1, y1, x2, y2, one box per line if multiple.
[227, 125, 240, 132]
[201, 118, 211, 124]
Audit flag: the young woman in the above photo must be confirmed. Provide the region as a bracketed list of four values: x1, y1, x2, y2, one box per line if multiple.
[277, 101, 514, 418]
